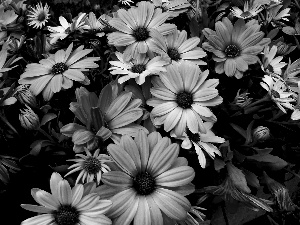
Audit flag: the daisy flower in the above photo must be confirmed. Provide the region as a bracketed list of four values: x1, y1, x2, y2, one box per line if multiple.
[20, 172, 112, 225]
[60, 83, 145, 152]
[48, 16, 71, 44]
[107, 1, 176, 61]
[202, 17, 270, 79]
[109, 52, 168, 85]
[261, 45, 287, 75]
[230, 0, 263, 19]
[18, 43, 100, 101]
[151, 0, 191, 20]
[83, 12, 105, 37]
[152, 29, 207, 65]
[147, 61, 223, 136]
[96, 130, 195, 225]
[260, 73, 295, 113]
[65, 148, 112, 185]
[266, 4, 290, 24]
[27, 2, 50, 29]
[175, 122, 225, 168]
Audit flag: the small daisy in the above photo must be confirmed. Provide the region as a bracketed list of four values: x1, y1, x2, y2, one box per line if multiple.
[266, 4, 290, 24]
[83, 12, 105, 37]
[107, 1, 176, 60]
[21, 172, 112, 225]
[260, 73, 295, 113]
[262, 45, 287, 75]
[152, 29, 207, 65]
[18, 43, 100, 101]
[27, 2, 50, 29]
[175, 122, 225, 168]
[65, 148, 112, 185]
[109, 52, 168, 85]
[96, 130, 195, 225]
[230, 0, 263, 19]
[48, 16, 71, 44]
[147, 61, 223, 136]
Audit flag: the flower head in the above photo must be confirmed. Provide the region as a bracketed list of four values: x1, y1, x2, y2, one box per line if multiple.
[253, 126, 270, 142]
[60, 83, 146, 152]
[152, 29, 207, 65]
[18, 43, 100, 101]
[19, 105, 40, 130]
[230, 0, 263, 19]
[21, 172, 112, 225]
[107, 1, 176, 60]
[175, 122, 225, 168]
[96, 130, 195, 225]
[262, 45, 287, 75]
[83, 12, 105, 37]
[27, 2, 50, 29]
[48, 16, 71, 44]
[13, 85, 37, 107]
[147, 61, 222, 136]
[260, 73, 295, 113]
[109, 52, 168, 85]
[65, 148, 112, 185]
[202, 17, 270, 78]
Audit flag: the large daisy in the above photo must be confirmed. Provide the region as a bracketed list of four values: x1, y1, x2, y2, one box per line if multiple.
[20, 172, 112, 225]
[27, 2, 50, 29]
[147, 61, 223, 136]
[96, 130, 195, 225]
[152, 29, 207, 65]
[18, 43, 100, 101]
[202, 17, 270, 78]
[109, 52, 168, 85]
[107, 1, 176, 61]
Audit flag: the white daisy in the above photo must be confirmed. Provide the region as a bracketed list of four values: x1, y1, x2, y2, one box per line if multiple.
[48, 16, 71, 44]
[231, 0, 263, 19]
[27, 2, 50, 29]
[262, 45, 287, 75]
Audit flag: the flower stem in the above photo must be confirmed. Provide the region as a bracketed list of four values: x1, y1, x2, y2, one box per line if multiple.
[38, 127, 55, 142]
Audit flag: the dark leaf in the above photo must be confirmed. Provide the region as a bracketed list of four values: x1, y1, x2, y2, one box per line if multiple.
[40, 113, 57, 126]
[247, 154, 288, 170]
[0, 164, 9, 184]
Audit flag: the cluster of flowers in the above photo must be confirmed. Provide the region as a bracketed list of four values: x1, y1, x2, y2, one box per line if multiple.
[1, 0, 300, 224]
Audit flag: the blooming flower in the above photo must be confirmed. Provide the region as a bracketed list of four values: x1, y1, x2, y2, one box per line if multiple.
[152, 29, 207, 65]
[266, 4, 290, 24]
[65, 148, 112, 185]
[107, 1, 176, 60]
[147, 61, 222, 136]
[48, 16, 71, 44]
[96, 130, 195, 225]
[151, 0, 191, 20]
[230, 0, 263, 19]
[260, 73, 295, 113]
[60, 83, 145, 152]
[253, 126, 270, 142]
[261, 45, 287, 75]
[83, 12, 105, 37]
[27, 2, 50, 29]
[19, 105, 40, 130]
[109, 52, 168, 85]
[18, 43, 100, 101]
[175, 122, 225, 168]
[20, 172, 112, 225]
[202, 17, 270, 78]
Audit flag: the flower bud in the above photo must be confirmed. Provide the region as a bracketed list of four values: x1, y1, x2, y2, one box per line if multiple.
[253, 126, 270, 142]
[13, 85, 37, 107]
[19, 105, 40, 130]
[233, 89, 252, 108]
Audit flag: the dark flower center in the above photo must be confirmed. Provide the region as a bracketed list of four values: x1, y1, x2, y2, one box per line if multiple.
[133, 172, 156, 195]
[186, 128, 200, 143]
[84, 157, 102, 174]
[167, 48, 181, 61]
[132, 27, 149, 41]
[37, 12, 46, 22]
[271, 90, 280, 98]
[52, 63, 68, 75]
[131, 64, 146, 74]
[53, 205, 80, 225]
[224, 44, 240, 58]
[240, 11, 252, 18]
[176, 91, 193, 109]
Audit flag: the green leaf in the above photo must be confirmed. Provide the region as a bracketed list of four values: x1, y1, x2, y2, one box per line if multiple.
[227, 162, 251, 193]
[243, 169, 260, 189]
[282, 26, 296, 35]
[247, 154, 288, 170]
[189, 17, 200, 37]
[0, 164, 9, 184]
[40, 113, 57, 126]
[214, 157, 226, 171]
[230, 123, 247, 139]
[29, 140, 52, 156]
[267, 28, 279, 39]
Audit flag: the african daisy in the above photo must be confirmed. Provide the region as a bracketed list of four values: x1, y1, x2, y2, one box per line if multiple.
[230, 0, 263, 19]
[261, 45, 287, 75]
[147, 61, 223, 136]
[18, 43, 100, 101]
[27, 2, 50, 29]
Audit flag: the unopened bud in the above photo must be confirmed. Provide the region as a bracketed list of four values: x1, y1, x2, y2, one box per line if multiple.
[19, 105, 40, 130]
[13, 85, 37, 107]
[234, 89, 252, 108]
[253, 126, 270, 142]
